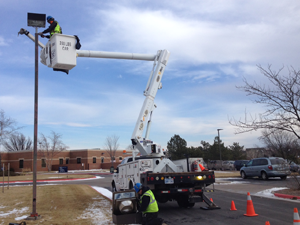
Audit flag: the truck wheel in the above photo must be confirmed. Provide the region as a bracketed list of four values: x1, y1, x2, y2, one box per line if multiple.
[177, 196, 194, 208]
[112, 182, 117, 192]
[129, 182, 134, 190]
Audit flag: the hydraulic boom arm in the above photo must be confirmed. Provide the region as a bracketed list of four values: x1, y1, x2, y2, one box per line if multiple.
[18, 29, 170, 156]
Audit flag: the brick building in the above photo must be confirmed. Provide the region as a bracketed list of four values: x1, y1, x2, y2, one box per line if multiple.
[1, 149, 129, 172]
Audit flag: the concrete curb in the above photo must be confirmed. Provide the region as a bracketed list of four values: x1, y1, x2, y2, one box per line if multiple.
[274, 193, 300, 200]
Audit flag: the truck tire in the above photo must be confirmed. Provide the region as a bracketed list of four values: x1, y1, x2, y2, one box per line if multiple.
[112, 181, 117, 192]
[177, 196, 195, 208]
[129, 181, 134, 190]
[156, 196, 168, 203]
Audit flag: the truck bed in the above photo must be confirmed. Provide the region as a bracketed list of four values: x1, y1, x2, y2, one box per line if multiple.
[141, 170, 215, 187]
[147, 171, 214, 176]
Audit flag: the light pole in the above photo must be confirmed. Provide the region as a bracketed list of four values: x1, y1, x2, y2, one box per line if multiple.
[26, 12, 46, 220]
[217, 129, 223, 161]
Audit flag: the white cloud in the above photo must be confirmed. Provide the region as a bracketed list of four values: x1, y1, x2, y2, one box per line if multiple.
[0, 36, 8, 46]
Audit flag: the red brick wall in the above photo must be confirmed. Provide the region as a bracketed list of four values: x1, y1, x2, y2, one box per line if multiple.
[88, 163, 101, 170]
[2, 149, 130, 172]
[101, 162, 121, 169]
[52, 164, 84, 171]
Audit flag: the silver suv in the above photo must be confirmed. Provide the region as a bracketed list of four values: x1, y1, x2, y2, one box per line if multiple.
[240, 157, 290, 180]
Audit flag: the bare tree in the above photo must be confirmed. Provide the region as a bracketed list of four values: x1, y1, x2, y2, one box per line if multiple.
[38, 131, 68, 172]
[259, 129, 299, 162]
[230, 65, 300, 139]
[104, 135, 120, 167]
[3, 133, 32, 151]
[0, 110, 22, 165]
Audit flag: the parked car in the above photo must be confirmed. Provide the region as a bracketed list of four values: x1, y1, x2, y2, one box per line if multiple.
[222, 161, 235, 170]
[234, 160, 249, 171]
[240, 157, 290, 180]
[290, 162, 300, 172]
[207, 160, 222, 170]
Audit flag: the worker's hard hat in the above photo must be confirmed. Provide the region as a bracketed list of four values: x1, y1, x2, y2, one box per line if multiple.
[134, 183, 142, 193]
[47, 16, 54, 21]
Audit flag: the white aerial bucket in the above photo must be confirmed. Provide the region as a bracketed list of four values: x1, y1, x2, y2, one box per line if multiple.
[40, 34, 77, 70]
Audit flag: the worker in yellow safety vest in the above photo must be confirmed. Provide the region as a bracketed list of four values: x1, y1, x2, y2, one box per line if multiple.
[38, 15, 62, 39]
[134, 183, 167, 225]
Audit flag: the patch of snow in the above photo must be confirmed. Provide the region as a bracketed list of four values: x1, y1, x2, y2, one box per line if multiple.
[254, 187, 288, 198]
[91, 186, 112, 200]
[15, 215, 27, 220]
[46, 176, 104, 182]
[0, 207, 29, 218]
[214, 181, 251, 185]
[77, 199, 112, 225]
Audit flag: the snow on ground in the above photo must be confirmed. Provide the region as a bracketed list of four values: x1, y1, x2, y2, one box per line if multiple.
[76, 196, 113, 225]
[91, 186, 113, 200]
[15, 215, 28, 221]
[0, 206, 29, 224]
[55, 169, 110, 173]
[46, 176, 105, 182]
[254, 187, 288, 198]
[215, 180, 251, 185]
[1, 176, 298, 223]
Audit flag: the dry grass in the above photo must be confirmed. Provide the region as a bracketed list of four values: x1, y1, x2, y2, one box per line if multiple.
[0, 174, 95, 182]
[214, 171, 241, 178]
[0, 184, 113, 225]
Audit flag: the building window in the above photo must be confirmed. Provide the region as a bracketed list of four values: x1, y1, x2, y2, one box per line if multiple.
[59, 159, 63, 165]
[93, 157, 96, 163]
[119, 157, 122, 160]
[77, 158, 81, 164]
[19, 160, 24, 169]
[101, 157, 104, 163]
[41, 159, 46, 168]
[66, 158, 69, 164]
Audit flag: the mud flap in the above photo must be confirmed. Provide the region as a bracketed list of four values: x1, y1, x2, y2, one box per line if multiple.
[200, 193, 221, 210]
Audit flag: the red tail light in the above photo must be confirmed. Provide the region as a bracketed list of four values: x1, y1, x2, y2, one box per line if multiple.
[151, 177, 154, 181]
[268, 165, 273, 170]
[178, 189, 188, 192]
[194, 189, 202, 192]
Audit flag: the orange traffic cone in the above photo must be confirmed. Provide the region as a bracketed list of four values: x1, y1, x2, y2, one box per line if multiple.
[199, 164, 206, 171]
[294, 208, 300, 225]
[210, 198, 213, 202]
[230, 200, 237, 211]
[244, 192, 258, 217]
[265, 221, 270, 225]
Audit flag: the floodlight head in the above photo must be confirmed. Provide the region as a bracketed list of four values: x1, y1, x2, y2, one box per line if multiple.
[27, 13, 46, 28]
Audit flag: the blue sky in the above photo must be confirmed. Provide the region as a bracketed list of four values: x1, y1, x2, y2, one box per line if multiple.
[1, 0, 300, 151]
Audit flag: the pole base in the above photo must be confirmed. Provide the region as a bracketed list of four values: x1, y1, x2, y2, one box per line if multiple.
[26, 213, 41, 220]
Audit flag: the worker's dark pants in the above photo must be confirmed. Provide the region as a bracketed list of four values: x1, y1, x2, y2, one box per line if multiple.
[142, 212, 163, 225]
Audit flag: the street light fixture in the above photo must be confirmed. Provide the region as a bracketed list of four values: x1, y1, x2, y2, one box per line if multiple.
[217, 129, 223, 161]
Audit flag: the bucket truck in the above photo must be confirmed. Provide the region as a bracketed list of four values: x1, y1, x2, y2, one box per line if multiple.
[18, 29, 219, 211]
